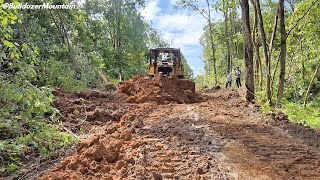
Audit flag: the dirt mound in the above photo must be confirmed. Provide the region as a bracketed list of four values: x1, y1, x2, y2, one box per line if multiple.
[40, 105, 154, 180]
[118, 75, 198, 104]
[40, 126, 140, 180]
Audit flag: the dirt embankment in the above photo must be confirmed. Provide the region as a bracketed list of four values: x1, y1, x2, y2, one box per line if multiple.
[118, 75, 199, 104]
[52, 90, 131, 132]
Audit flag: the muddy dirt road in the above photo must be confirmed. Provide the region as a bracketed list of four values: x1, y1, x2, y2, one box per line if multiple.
[16, 76, 320, 180]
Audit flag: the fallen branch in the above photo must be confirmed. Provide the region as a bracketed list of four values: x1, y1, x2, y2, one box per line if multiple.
[303, 62, 320, 108]
[69, 107, 88, 128]
[61, 125, 79, 139]
[286, 0, 319, 39]
[96, 68, 109, 84]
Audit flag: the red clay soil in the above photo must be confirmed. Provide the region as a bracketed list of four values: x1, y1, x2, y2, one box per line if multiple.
[118, 75, 199, 104]
[16, 88, 320, 179]
[40, 124, 140, 180]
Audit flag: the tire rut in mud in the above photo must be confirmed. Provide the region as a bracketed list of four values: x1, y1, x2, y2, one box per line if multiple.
[133, 104, 233, 179]
[198, 89, 320, 179]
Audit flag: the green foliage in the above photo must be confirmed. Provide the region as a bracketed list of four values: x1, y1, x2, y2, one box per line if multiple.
[8, 163, 19, 173]
[255, 91, 275, 113]
[255, 91, 320, 129]
[283, 101, 320, 129]
[81, 0, 150, 80]
[0, 73, 77, 174]
[285, 0, 320, 101]
[181, 53, 194, 79]
[195, 74, 215, 89]
[36, 58, 88, 91]
[0, 4, 76, 175]
[196, 0, 320, 130]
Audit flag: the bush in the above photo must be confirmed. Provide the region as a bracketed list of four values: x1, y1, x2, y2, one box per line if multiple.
[283, 101, 320, 129]
[0, 78, 77, 175]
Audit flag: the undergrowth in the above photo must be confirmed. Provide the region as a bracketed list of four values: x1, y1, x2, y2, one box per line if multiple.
[0, 79, 77, 175]
[256, 91, 320, 129]
[283, 100, 320, 129]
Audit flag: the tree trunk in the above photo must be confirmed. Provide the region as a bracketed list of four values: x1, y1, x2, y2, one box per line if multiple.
[223, 0, 231, 71]
[269, 5, 279, 96]
[268, 5, 279, 60]
[303, 62, 320, 108]
[254, 0, 272, 105]
[241, 0, 255, 102]
[206, 0, 217, 86]
[298, 22, 308, 85]
[271, 53, 280, 92]
[250, 0, 262, 91]
[276, 0, 287, 107]
[229, 9, 234, 69]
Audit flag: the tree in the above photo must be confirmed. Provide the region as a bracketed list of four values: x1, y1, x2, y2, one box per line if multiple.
[240, 0, 255, 102]
[250, 0, 262, 90]
[175, 0, 218, 86]
[253, 0, 272, 105]
[214, 0, 232, 71]
[181, 54, 194, 79]
[276, 0, 287, 107]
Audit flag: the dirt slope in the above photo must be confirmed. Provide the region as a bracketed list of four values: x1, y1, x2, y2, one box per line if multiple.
[15, 81, 320, 179]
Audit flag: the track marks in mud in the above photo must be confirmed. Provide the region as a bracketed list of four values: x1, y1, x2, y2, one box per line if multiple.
[38, 89, 320, 180]
[199, 90, 320, 180]
[137, 104, 234, 179]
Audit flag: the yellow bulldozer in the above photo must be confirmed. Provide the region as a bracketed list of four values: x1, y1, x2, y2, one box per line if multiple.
[148, 48, 184, 78]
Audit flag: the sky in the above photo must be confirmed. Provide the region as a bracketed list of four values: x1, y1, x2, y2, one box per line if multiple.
[140, 0, 221, 77]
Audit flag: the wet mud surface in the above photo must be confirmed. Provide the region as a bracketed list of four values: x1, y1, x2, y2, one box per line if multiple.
[10, 81, 320, 180]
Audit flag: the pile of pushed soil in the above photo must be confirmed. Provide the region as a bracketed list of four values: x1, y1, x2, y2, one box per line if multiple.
[118, 75, 199, 104]
[40, 124, 139, 179]
[40, 103, 156, 180]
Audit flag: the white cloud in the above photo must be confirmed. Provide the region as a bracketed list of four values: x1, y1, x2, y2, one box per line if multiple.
[170, 0, 180, 5]
[155, 13, 206, 74]
[146, 12, 206, 49]
[140, 0, 161, 21]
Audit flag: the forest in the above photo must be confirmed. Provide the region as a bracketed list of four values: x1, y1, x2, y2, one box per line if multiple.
[193, 0, 320, 128]
[0, 0, 320, 178]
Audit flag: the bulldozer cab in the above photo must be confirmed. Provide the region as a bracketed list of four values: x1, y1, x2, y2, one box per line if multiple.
[148, 48, 184, 78]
